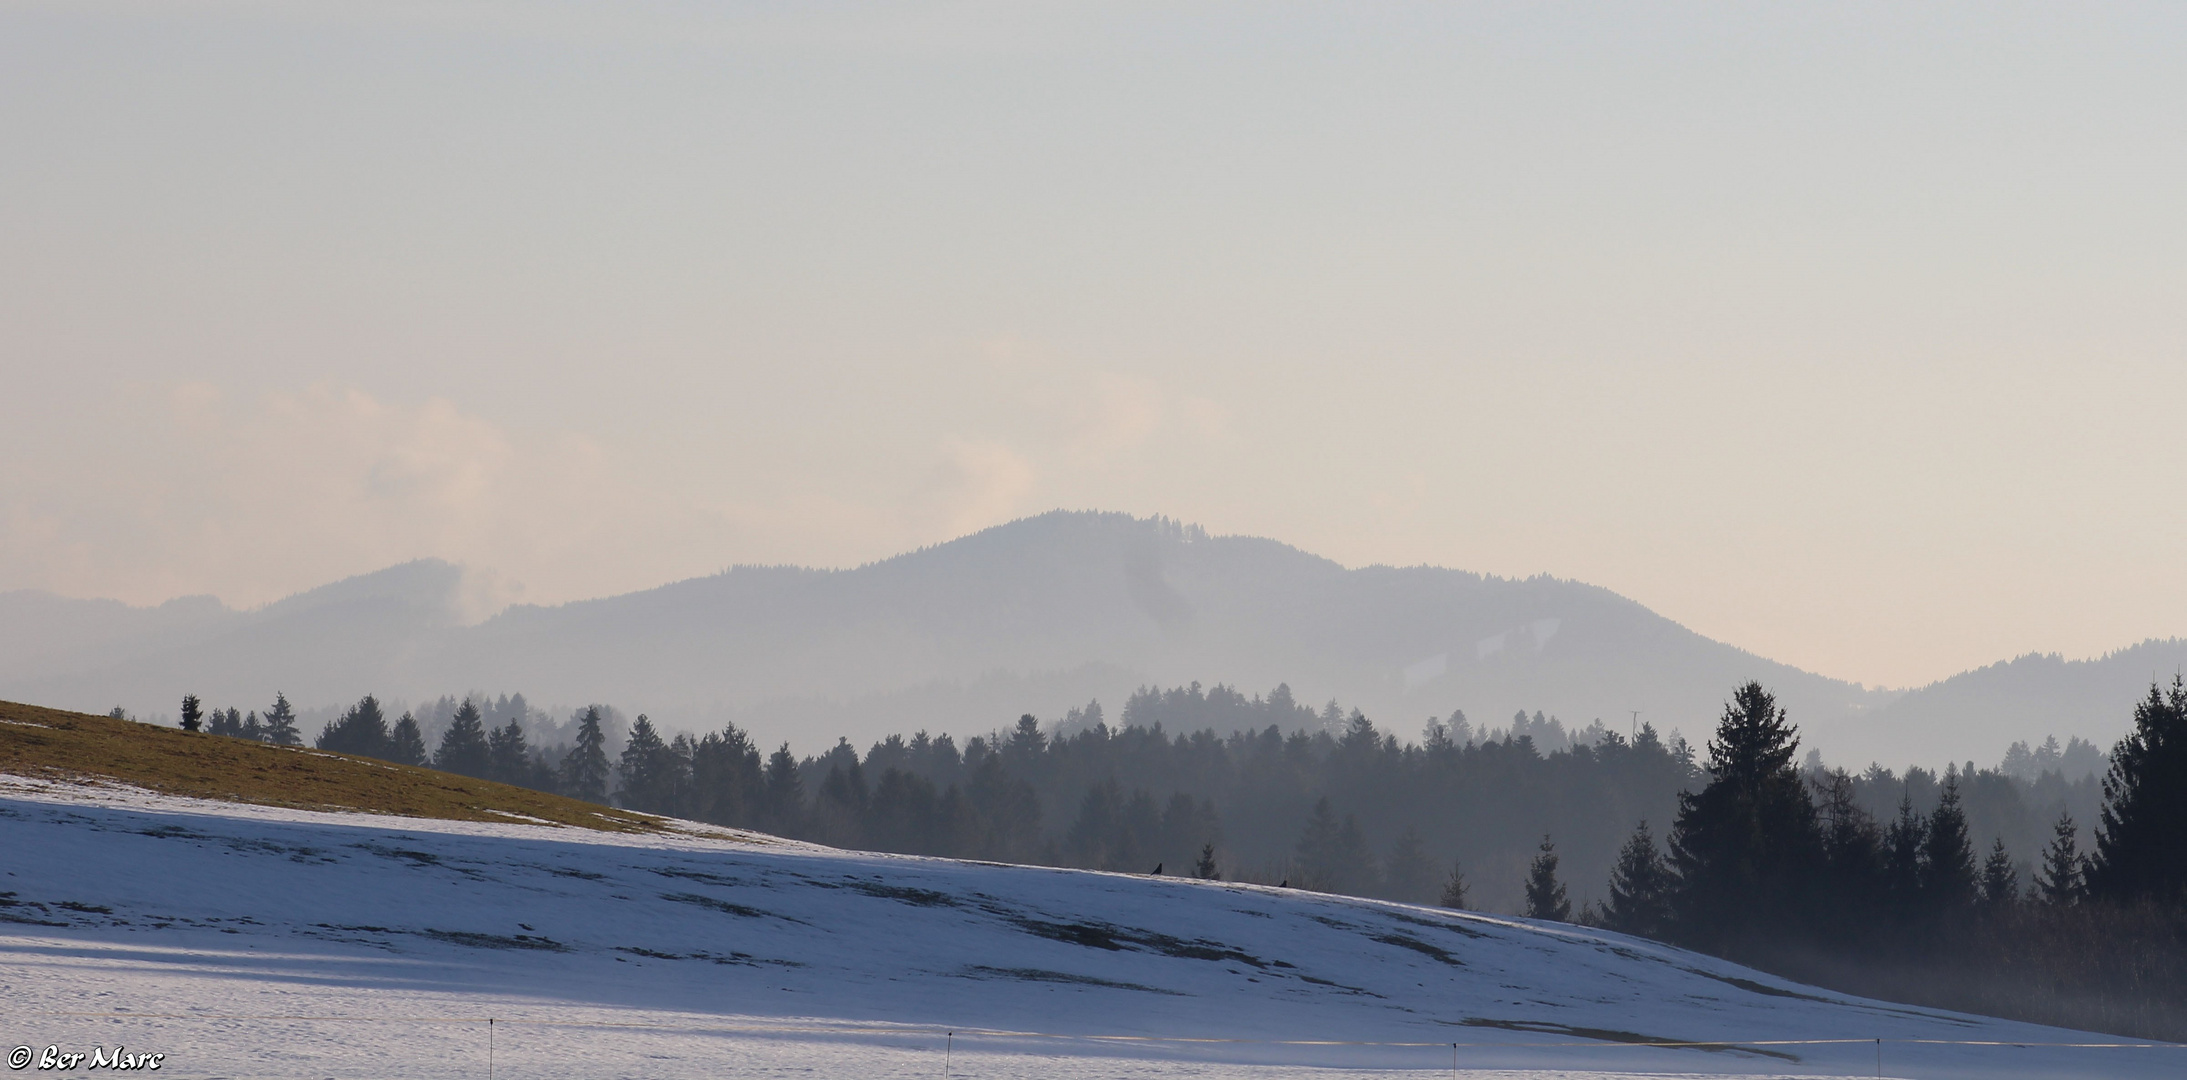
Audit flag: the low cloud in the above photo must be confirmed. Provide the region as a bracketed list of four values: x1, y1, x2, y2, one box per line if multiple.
[3, 384, 666, 611]
[923, 438, 1038, 538]
[0, 366, 1235, 613]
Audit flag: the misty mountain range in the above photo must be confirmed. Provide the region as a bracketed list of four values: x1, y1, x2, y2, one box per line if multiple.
[3, 510, 2175, 768]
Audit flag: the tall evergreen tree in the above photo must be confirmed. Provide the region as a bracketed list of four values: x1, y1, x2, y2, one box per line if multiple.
[1382, 826, 1437, 903]
[862, 767, 944, 855]
[316, 695, 391, 758]
[387, 712, 430, 768]
[1603, 819, 1672, 939]
[2037, 812, 2084, 906]
[762, 742, 804, 835]
[1922, 771, 1979, 910]
[1004, 714, 1047, 762]
[2087, 678, 2187, 902]
[963, 753, 1041, 861]
[434, 699, 492, 778]
[1883, 793, 1927, 912]
[1066, 779, 1130, 869]
[560, 707, 611, 803]
[1525, 835, 1571, 921]
[1193, 843, 1221, 881]
[238, 710, 264, 742]
[209, 706, 240, 737]
[1667, 682, 1820, 950]
[617, 715, 683, 814]
[812, 746, 870, 845]
[1980, 839, 2019, 907]
[1812, 767, 1883, 933]
[179, 694, 203, 733]
[487, 718, 532, 785]
[260, 692, 302, 746]
[1294, 797, 1377, 894]
[1438, 861, 1470, 909]
[688, 723, 765, 827]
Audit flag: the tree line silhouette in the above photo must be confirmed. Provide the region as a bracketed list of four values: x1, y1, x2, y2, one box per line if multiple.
[172, 676, 2184, 1037]
[1585, 679, 2187, 1040]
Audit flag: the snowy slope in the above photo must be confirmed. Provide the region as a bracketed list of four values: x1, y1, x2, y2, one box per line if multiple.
[2, 776, 2175, 1080]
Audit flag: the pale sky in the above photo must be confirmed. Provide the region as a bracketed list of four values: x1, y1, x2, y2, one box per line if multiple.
[5, 2, 2185, 690]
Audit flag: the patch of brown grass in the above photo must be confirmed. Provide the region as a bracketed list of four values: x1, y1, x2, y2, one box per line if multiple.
[0, 699, 663, 833]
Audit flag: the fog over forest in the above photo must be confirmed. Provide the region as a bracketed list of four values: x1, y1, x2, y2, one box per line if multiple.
[174, 671, 2108, 919]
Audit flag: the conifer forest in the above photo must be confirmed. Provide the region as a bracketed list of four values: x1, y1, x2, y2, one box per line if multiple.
[177, 676, 2187, 1040]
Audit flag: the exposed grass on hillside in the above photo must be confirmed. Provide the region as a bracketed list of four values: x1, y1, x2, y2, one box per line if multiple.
[0, 700, 662, 833]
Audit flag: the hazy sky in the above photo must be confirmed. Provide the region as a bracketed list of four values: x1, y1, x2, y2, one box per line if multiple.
[5, 2, 2186, 690]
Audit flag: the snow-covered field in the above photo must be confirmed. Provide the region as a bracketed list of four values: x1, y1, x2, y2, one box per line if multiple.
[1, 776, 2176, 1079]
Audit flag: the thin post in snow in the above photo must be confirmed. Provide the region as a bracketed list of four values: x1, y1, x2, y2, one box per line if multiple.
[1451, 1041, 1457, 1077]
[1875, 1036, 1881, 1077]
[944, 1030, 951, 1079]
[489, 1018, 494, 1080]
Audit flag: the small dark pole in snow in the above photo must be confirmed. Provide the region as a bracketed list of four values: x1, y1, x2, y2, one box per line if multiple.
[488, 1018, 493, 1080]
[1875, 1037, 1881, 1077]
[1452, 1042, 1457, 1077]
[944, 1031, 952, 1078]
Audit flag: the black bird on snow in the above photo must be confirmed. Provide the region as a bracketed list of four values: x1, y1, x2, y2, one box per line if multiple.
[1150, 863, 1163, 875]
[1279, 879, 1289, 888]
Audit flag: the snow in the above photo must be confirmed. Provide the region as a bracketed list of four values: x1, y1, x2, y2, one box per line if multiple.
[1, 775, 2177, 1079]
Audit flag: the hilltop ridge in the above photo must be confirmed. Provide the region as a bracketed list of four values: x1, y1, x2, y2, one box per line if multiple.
[5, 511, 2174, 765]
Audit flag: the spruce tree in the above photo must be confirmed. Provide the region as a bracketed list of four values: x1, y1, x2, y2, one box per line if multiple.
[1666, 682, 1820, 949]
[1922, 771, 1979, 910]
[1193, 843, 1220, 881]
[1382, 826, 1436, 903]
[316, 695, 390, 758]
[688, 723, 765, 827]
[1294, 797, 1378, 895]
[434, 699, 492, 778]
[1525, 835, 1571, 921]
[1438, 861, 1470, 909]
[209, 706, 240, 737]
[1812, 767, 1883, 932]
[1883, 793, 1926, 913]
[2087, 678, 2187, 903]
[2037, 812, 2083, 905]
[1293, 797, 1343, 891]
[616, 716, 682, 813]
[812, 748, 867, 845]
[1066, 779, 1125, 867]
[239, 710, 264, 742]
[261, 692, 302, 746]
[762, 742, 804, 835]
[388, 713, 430, 768]
[1603, 819, 1671, 939]
[1005, 714, 1047, 762]
[1980, 839, 2019, 907]
[560, 707, 611, 803]
[179, 694, 203, 733]
[487, 719, 531, 785]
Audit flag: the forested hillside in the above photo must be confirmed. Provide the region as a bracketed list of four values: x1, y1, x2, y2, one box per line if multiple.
[150, 673, 2187, 1037]
[179, 679, 2101, 915]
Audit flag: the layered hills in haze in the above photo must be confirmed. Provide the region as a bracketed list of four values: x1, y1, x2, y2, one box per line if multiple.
[3, 511, 2171, 768]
